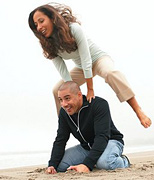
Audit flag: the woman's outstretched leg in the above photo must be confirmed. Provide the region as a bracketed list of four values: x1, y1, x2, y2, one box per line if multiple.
[93, 55, 152, 128]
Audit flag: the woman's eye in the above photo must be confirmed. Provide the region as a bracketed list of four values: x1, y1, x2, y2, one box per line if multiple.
[40, 19, 44, 23]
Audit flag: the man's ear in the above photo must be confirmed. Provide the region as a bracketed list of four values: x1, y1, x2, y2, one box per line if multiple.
[78, 91, 82, 97]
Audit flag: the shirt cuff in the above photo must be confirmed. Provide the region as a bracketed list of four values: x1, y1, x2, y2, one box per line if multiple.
[84, 69, 93, 79]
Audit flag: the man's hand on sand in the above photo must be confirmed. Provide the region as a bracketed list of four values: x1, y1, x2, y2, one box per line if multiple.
[67, 164, 90, 173]
[46, 166, 57, 174]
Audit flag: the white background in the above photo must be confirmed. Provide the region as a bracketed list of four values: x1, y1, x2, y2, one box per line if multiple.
[0, 0, 154, 154]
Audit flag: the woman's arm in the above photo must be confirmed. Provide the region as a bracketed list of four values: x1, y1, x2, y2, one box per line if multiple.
[70, 23, 95, 102]
[86, 78, 95, 103]
[52, 56, 72, 82]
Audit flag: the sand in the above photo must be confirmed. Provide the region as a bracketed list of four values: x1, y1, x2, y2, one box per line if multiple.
[0, 151, 154, 180]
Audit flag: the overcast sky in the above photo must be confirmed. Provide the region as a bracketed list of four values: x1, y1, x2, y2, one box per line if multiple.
[0, 0, 154, 153]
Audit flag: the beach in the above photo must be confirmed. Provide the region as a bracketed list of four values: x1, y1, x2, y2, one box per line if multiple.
[1, 0, 154, 179]
[0, 151, 154, 180]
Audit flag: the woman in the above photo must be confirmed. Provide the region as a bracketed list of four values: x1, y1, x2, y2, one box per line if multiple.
[28, 3, 151, 128]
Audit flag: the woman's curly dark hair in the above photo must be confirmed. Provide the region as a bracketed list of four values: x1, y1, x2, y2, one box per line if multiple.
[28, 2, 80, 59]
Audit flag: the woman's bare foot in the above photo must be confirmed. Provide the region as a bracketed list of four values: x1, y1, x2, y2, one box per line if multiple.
[136, 109, 152, 128]
[127, 97, 152, 128]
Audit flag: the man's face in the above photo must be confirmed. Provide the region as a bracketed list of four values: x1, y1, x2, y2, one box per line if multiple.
[58, 88, 82, 115]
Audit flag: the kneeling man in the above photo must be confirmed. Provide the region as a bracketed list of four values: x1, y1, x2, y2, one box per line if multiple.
[47, 81, 130, 174]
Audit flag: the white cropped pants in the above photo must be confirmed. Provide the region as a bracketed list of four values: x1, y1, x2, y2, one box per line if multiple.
[53, 55, 135, 114]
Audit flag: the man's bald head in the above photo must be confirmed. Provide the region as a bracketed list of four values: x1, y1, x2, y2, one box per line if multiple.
[58, 81, 81, 95]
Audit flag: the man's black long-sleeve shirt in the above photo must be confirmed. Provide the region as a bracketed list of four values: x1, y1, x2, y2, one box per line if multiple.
[48, 96, 124, 170]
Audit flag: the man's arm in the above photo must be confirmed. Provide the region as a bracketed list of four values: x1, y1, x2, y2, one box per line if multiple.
[48, 111, 70, 170]
[83, 98, 111, 170]
[66, 98, 111, 172]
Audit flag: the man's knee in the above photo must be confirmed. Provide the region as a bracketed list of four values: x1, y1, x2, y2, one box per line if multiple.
[96, 154, 113, 170]
[96, 154, 119, 170]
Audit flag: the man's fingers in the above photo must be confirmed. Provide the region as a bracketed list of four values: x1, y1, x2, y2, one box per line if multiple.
[67, 166, 76, 171]
[46, 167, 57, 174]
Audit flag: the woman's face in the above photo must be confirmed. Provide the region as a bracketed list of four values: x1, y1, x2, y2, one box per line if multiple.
[33, 10, 54, 38]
